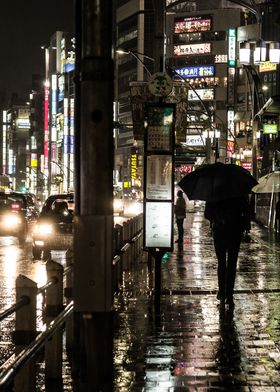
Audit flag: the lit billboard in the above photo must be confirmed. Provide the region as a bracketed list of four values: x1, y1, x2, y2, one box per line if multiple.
[188, 88, 214, 101]
[175, 65, 214, 78]
[174, 43, 211, 56]
[174, 15, 211, 33]
[263, 123, 278, 134]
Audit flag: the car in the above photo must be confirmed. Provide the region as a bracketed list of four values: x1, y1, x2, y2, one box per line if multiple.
[113, 197, 125, 216]
[32, 193, 74, 260]
[0, 191, 39, 244]
[125, 198, 143, 216]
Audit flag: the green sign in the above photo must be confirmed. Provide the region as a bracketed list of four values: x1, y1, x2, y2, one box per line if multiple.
[228, 28, 236, 67]
[263, 123, 278, 134]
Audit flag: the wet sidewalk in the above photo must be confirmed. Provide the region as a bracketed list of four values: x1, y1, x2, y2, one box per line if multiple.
[114, 209, 280, 391]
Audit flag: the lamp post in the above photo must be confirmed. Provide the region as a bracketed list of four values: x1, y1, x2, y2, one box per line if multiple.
[51, 160, 74, 193]
[117, 48, 226, 165]
[202, 129, 221, 163]
[239, 41, 280, 178]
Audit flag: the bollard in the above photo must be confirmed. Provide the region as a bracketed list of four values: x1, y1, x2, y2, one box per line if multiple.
[122, 221, 129, 270]
[128, 219, 133, 268]
[65, 249, 74, 360]
[117, 225, 124, 286]
[139, 215, 143, 258]
[45, 260, 64, 383]
[13, 275, 37, 392]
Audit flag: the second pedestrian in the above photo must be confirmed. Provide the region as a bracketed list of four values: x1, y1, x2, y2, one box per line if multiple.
[175, 190, 186, 244]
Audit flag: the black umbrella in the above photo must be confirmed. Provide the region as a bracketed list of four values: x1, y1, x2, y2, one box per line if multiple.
[178, 162, 258, 203]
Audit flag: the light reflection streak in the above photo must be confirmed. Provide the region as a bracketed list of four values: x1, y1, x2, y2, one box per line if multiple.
[2, 245, 19, 307]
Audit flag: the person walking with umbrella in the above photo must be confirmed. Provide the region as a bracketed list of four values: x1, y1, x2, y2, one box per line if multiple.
[178, 162, 258, 307]
[174, 190, 186, 244]
[204, 196, 251, 307]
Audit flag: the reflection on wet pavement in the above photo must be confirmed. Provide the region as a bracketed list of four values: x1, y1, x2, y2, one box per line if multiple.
[114, 211, 280, 391]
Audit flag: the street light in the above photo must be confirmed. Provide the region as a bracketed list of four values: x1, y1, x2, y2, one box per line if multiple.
[116, 49, 154, 78]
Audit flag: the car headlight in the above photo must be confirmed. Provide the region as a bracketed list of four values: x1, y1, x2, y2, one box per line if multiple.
[2, 214, 22, 227]
[34, 223, 53, 235]
[114, 199, 123, 210]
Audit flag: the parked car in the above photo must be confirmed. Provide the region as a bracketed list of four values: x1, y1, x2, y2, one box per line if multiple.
[0, 191, 39, 244]
[32, 193, 74, 260]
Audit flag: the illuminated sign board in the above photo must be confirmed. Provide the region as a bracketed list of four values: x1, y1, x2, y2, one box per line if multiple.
[146, 155, 172, 200]
[175, 65, 214, 78]
[131, 153, 137, 180]
[241, 162, 252, 171]
[186, 134, 204, 146]
[174, 43, 211, 56]
[174, 15, 211, 33]
[227, 110, 235, 138]
[215, 54, 228, 63]
[188, 88, 214, 101]
[65, 37, 75, 73]
[227, 67, 236, 105]
[259, 62, 277, 72]
[176, 165, 193, 174]
[51, 74, 57, 142]
[263, 123, 278, 134]
[17, 119, 30, 128]
[44, 85, 49, 171]
[228, 29, 236, 67]
[145, 202, 172, 248]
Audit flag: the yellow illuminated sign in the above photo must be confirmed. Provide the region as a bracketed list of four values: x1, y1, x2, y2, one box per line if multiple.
[131, 154, 137, 180]
[259, 62, 277, 72]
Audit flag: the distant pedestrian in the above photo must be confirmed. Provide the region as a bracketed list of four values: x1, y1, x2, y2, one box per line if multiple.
[175, 190, 186, 243]
[204, 196, 251, 307]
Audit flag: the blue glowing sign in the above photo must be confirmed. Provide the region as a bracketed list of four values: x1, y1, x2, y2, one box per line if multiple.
[174, 65, 215, 78]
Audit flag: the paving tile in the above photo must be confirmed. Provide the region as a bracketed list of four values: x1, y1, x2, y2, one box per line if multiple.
[114, 211, 280, 391]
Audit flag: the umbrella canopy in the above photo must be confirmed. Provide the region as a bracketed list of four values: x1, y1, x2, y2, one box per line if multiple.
[252, 171, 280, 193]
[178, 162, 258, 203]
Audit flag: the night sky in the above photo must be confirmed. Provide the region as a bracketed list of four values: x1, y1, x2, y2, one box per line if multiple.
[0, 0, 74, 99]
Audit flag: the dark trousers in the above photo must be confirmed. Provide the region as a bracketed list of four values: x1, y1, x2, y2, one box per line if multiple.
[213, 226, 242, 299]
[176, 218, 184, 242]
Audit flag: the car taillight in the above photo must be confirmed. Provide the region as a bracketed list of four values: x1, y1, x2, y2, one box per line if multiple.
[11, 203, 21, 210]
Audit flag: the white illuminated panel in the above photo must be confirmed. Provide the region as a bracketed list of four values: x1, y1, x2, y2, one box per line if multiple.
[186, 134, 205, 146]
[51, 74, 57, 142]
[146, 155, 172, 200]
[188, 88, 214, 101]
[145, 202, 172, 248]
[228, 29, 236, 67]
[174, 43, 211, 56]
[17, 119, 30, 128]
[227, 110, 235, 141]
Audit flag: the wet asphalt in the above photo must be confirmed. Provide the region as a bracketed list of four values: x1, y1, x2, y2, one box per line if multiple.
[114, 208, 280, 391]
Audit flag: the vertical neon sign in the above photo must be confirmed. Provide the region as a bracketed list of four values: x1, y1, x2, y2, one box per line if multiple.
[44, 84, 49, 172]
[2, 111, 6, 174]
[69, 98, 74, 190]
[63, 98, 69, 192]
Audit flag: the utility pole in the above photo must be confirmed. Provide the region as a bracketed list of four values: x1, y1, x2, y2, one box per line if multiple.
[73, 1, 114, 391]
[153, 0, 165, 74]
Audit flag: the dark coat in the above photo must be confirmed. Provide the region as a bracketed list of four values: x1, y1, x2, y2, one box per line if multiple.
[204, 197, 251, 233]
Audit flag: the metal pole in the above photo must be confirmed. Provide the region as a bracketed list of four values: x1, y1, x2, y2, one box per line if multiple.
[73, 1, 114, 391]
[153, 0, 165, 74]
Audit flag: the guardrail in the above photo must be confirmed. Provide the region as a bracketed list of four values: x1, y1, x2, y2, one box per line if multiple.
[0, 214, 143, 391]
